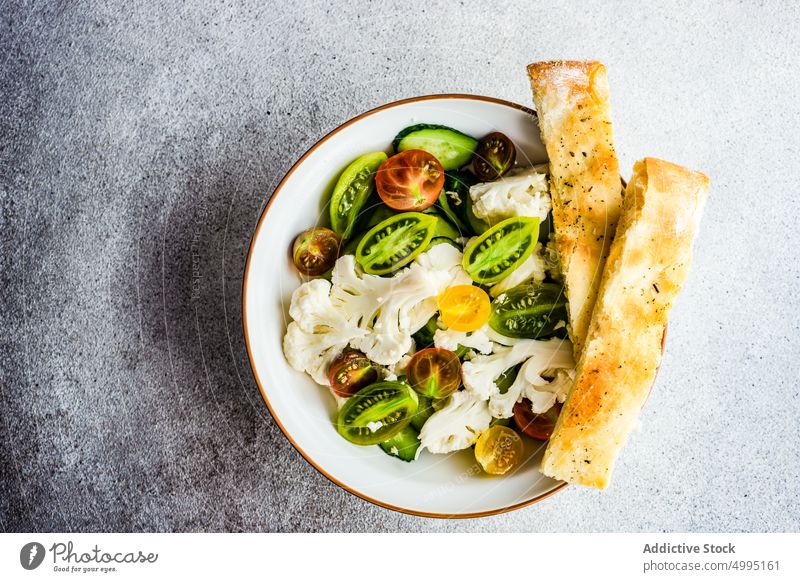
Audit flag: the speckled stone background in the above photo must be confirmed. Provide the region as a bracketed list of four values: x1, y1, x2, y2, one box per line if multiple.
[1, 0, 799, 532]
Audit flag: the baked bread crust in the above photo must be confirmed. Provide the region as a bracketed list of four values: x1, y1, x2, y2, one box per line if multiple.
[541, 158, 710, 488]
[527, 60, 623, 356]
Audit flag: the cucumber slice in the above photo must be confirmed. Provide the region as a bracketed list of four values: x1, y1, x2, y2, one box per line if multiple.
[439, 170, 480, 235]
[462, 217, 539, 284]
[356, 212, 438, 275]
[410, 394, 435, 432]
[379, 425, 421, 462]
[393, 124, 478, 171]
[436, 192, 470, 235]
[464, 189, 489, 235]
[329, 152, 388, 239]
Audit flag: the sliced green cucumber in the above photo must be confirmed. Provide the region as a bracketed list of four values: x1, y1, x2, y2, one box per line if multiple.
[440, 170, 488, 234]
[436, 192, 469, 234]
[464, 189, 489, 234]
[336, 381, 419, 446]
[329, 152, 388, 239]
[489, 282, 568, 339]
[355, 212, 437, 275]
[393, 124, 478, 171]
[379, 425, 421, 462]
[410, 393, 436, 432]
[462, 217, 539, 284]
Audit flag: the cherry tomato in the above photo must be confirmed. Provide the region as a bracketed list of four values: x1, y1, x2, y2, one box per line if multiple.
[327, 349, 378, 398]
[474, 425, 524, 475]
[513, 399, 561, 441]
[376, 149, 444, 211]
[292, 227, 341, 276]
[473, 132, 516, 181]
[437, 285, 491, 332]
[406, 348, 461, 399]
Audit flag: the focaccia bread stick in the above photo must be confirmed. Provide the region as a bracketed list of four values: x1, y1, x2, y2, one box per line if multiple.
[527, 60, 623, 357]
[541, 158, 709, 488]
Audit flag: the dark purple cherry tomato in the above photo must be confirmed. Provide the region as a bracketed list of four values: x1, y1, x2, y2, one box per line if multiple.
[327, 349, 378, 398]
[473, 132, 516, 181]
[406, 348, 461, 399]
[292, 227, 341, 276]
[513, 399, 561, 441]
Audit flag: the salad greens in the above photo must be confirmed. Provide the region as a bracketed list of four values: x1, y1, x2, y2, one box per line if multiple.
[284, 123, 574, 473]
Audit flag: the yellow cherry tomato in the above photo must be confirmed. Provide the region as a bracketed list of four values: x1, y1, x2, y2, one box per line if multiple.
[474, 425, 524, 475]
[437, 285, 491, 332]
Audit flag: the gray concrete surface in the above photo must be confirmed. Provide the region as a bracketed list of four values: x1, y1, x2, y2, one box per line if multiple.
[1, 0, 799, 532]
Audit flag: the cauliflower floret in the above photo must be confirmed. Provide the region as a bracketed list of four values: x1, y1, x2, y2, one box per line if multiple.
[329, 255, 389, 327]
[283, 279, 367, 384]
[352, 262, 452, 365]
[487, 340, 574, 418]
[284, 245, 472, 383]
[461, 330, 575, 418]
[489, 242, 547, 297]
[418, 390, 492, 454]
[469, 166, 551, 224]
[433, 324, 493, 355]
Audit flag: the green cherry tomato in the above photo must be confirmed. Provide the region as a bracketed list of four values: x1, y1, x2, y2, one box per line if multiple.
[336, 381, 419, 446]
[462, 217, 539, 284]
[489, 282, 568, 339]
[329, 151, 388, 239]
[355, 212, 437, 275]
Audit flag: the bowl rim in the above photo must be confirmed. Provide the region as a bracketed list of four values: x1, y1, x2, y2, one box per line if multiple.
[242, 93, 571, 519]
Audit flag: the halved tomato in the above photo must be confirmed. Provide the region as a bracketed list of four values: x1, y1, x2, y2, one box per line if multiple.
[292, 227, 341, 276]
[376, 149, 444, 211]
[406, 348, 461, 399]
[437, 285, 491, 332]
[513, 399, 561, 441]
[327, 349, 378, 398]
[474, 425, 524, 475]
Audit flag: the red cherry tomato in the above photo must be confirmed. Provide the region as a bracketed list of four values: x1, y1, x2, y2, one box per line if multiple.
[513, 399, 561, 441]
[376, 150, 444, 211]
[327, 350, 378, 398]
[406, 348, 461, 399]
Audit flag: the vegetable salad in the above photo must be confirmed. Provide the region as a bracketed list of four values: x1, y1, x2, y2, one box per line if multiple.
[282, 124, 574, 475]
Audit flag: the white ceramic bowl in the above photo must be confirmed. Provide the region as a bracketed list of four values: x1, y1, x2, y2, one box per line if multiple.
[243, 95, 568, 517]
